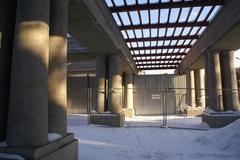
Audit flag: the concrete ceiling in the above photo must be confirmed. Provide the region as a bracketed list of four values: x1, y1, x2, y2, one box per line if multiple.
[213, 23, 240, 50]
[178, 0, 240, 74]
[68, 0, 136, 73]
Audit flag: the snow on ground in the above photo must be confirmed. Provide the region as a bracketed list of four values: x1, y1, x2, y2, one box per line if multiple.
[68, 115, 240, 160]
[125, 115, 209, 129]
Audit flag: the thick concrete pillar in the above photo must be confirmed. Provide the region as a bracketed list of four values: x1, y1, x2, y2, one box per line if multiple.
[0, 0, 16, 141]
[7, 0, 49, 147]
[96, 56, 106, 113]
[207, 50, 223, 111]
[124, 73, 134, 109]
[220, 50, 240, 111]
[186, 70, 195, 107]
[48, 0, 69, 136]
[123, 72, 134, 117]
[204, 53, 209, 107]
[194, 69, 205, 107]
[108, 55, 122, 114]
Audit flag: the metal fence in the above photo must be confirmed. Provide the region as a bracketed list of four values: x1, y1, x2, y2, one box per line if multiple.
[126, 88, 208, 129]
[66, 73, 240, 130]
[67, 88, 93, 126]
[67, 75, 96, 126]
[127, 87, 240, 130]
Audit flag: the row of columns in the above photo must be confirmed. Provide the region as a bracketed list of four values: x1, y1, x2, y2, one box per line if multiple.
[205, 50, 239, 111]
[95, 55, 134, 114]
[186, 69, 205, 108]
[186, 50, 239, 112]
[0, 0, 69, 147]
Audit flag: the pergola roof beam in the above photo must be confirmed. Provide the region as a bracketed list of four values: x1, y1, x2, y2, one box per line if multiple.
[110, 0, 225, 12]
[135, 58, 182, 62]
[119, 21, 209, 30]
[136, 62, 180, 66]
[138, 66, 178, 70]
[132, 53, 186, 57]
[126, 35, 199, 42]
[130, 45, 191, 51]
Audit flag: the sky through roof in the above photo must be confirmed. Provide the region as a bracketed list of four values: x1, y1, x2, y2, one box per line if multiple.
[105, 0, 224, 71]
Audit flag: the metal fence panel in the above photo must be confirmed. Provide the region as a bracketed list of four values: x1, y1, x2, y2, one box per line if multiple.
[133, 74, 183, 115]
[67, 75, 96, 125]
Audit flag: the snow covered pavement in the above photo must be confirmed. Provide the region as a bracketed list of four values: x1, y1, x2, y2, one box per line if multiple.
[68, 117, 240, 160]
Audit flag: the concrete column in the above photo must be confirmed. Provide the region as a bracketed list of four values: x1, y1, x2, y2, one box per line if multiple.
[7, 0, 49, 147]
[96, 56, 106, 113]
[108, 55, 122, 114]
[48, 0, 69, 136]
[220, 50, 240, 111]
[207, 50, 223, 111]
[204, 53, 209, 107]
[186, 70, 195, 107]
[194, 69, 205, 107]
[0, 0, 16, 142]
[124, 73, 134, 109]
[199, 69, 205, 108]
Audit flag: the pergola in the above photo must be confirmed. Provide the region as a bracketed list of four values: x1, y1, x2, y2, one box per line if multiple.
[105, 0, 225, 70]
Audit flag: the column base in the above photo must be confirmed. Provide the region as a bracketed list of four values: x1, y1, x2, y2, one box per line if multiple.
[122, 108, 135, 118]
[90, 112, 125, 127]
[184, 107, 204, 117]
[202, 112, 240, 128]
[0, 133, 78, 160]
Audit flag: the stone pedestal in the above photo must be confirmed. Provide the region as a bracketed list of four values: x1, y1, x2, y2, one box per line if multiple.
[90, 112, 125, 127]
[202, 112, 240, 128]
[122, 108, 135, 118]
[0, 134, 78, 160]
[184, 107, 204, 117]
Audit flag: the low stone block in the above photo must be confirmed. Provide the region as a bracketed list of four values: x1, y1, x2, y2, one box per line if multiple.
[202, 112, 240, 128]
[0, 133, 78, 160]
[184, 107, 203, 117]
[90, 112, 125, 127]
[122, 108, 135, 118]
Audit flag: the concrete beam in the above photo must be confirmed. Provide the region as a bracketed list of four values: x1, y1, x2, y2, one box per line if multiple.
[178, 0, 240, 74]
[68, 0, 136, 73]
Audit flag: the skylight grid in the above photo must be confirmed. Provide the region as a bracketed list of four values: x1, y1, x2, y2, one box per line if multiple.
[106, 0, 225, 70]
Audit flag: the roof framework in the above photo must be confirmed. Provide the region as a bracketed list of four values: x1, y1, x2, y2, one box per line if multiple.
[105, 0, 225, 70]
